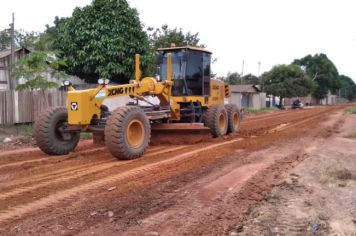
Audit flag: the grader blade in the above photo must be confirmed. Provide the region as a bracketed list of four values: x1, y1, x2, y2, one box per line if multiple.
[151, 123, 210, 134]
[150, 123, 212, 145]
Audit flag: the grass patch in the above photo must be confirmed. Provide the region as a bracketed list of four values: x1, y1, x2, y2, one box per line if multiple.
[244, 107, 278, 113]
[80, 132, 93, 139]
[15, 124, 34, 136]
[0, 123, 34, 136]
[347, 107, 356, 114]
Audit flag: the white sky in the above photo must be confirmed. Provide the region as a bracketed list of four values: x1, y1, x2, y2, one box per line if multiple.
[1, 0, 355, 80]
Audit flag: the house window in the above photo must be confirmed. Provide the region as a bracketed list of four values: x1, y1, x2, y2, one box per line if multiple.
[0, 60, 7, 83]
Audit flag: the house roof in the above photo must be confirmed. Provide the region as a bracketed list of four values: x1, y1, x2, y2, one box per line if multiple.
[230, 84, 262, 93]
[0, 47, 30, 59]
[157, 46, 212, 54]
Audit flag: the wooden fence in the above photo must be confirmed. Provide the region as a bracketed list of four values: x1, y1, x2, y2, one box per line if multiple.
[0, 89, 67, 125]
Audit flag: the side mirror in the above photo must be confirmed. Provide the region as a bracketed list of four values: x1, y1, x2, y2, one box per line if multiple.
[155, 66, 161, 81]
[155, 66, 160, 75]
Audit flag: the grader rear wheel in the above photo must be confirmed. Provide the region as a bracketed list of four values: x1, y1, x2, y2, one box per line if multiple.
[105, 106, 150, 160]
[225, 104, 241, 133]
[203, 105, 228, 137]
[34, 107, 80, 155]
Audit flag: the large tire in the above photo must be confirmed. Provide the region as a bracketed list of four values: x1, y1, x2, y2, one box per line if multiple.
[34, 107, 80, 155]
[203, 105, 228, 137]
[225, 104, 241, 134]
[105, 106, 150, 160]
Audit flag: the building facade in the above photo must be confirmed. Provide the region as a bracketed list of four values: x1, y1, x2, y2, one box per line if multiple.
[0, 47, 30, 90]
[228, 84, 266, 109]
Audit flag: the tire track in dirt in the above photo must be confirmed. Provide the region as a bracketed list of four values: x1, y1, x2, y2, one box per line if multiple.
[244, 108, 316, 122]
[0, 139, 96, 161]
[0, 147, 40, 158]
[0, 140, 242, 223]
[0, 146, 187, 202]
[0, 147, 107, 170]
[0, 145, 168, 172]
[0, 160, 112, 189]
[246, 107, 332, 131]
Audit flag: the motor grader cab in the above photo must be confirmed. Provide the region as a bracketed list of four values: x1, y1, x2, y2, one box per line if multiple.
[34, 46, 242, 160]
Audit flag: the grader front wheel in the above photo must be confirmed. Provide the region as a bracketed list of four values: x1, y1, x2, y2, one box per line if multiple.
[105, 106, 151, 160]
[34, 107, 80, 155]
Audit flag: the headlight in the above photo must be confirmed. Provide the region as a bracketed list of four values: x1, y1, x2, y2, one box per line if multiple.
[98, 78, 110, 85]
[98, 78, 105, 85]
[62, 80, 72, 87]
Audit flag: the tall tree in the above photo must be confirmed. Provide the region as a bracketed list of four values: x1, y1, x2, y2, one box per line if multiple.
[11, 51, 67, 91]
[339, 75, 356, 101]
[53, 0, 152, 83]
[241, 73, 260, 85]
[148, 24, 205, 50]
[0, 29, 11, 49]
[0, 29, 39, 50]
[11, 51, 68, 107]
[293, 54, 340, 99]
[261, 64, 315, 106]
[224, 72, 241, 85]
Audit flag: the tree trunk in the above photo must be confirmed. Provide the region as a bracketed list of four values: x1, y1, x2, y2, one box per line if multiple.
[279, 97, 284, 107]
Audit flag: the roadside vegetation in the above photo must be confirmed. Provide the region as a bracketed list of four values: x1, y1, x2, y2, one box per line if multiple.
[347, 107, 356, 114]
[0, 123, 33, 136]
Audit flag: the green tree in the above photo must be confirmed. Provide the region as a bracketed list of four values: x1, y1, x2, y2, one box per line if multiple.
[261, 64, 315, 106]
[0, 29, 11, 49]
[148, 24, 205, 50]
[11, 51, 67, 91]
[30, 24, 57, 51]
[53, 0, 152, 83]
[241, 73, 260, 84]
[339, 75, 356, 101]
[0, 28, 39, 50]
[11, 51, 68, 107]
[224, 72, 241, 85]
[11, 51, 68, 108]
[293, 54, 340, 99]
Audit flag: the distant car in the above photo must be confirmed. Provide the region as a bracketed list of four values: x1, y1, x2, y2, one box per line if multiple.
[292, 99, 304, 109]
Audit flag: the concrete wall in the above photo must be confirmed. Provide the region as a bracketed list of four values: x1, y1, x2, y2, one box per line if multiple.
[251, 92, 266, 109]
[228, 92, 266, 109]
[228, 93, 243, 108]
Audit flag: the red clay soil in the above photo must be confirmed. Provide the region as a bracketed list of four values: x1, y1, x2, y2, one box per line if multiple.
[0, 105, 346, 236]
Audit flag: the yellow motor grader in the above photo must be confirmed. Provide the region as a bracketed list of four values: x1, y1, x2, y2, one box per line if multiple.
[34, 46, 241, 160]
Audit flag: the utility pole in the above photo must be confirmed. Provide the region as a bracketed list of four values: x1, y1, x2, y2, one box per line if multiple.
[9, 13, 15, 90]
[241, 60, 244, 84]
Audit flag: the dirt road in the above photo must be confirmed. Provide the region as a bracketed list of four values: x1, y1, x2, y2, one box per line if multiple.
[0, 106, 347, 235]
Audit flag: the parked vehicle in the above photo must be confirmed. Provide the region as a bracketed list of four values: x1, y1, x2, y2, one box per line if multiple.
[292, 99, 304, 109]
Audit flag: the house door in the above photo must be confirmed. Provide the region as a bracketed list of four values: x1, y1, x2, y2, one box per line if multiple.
[241, 94, 249, 108]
